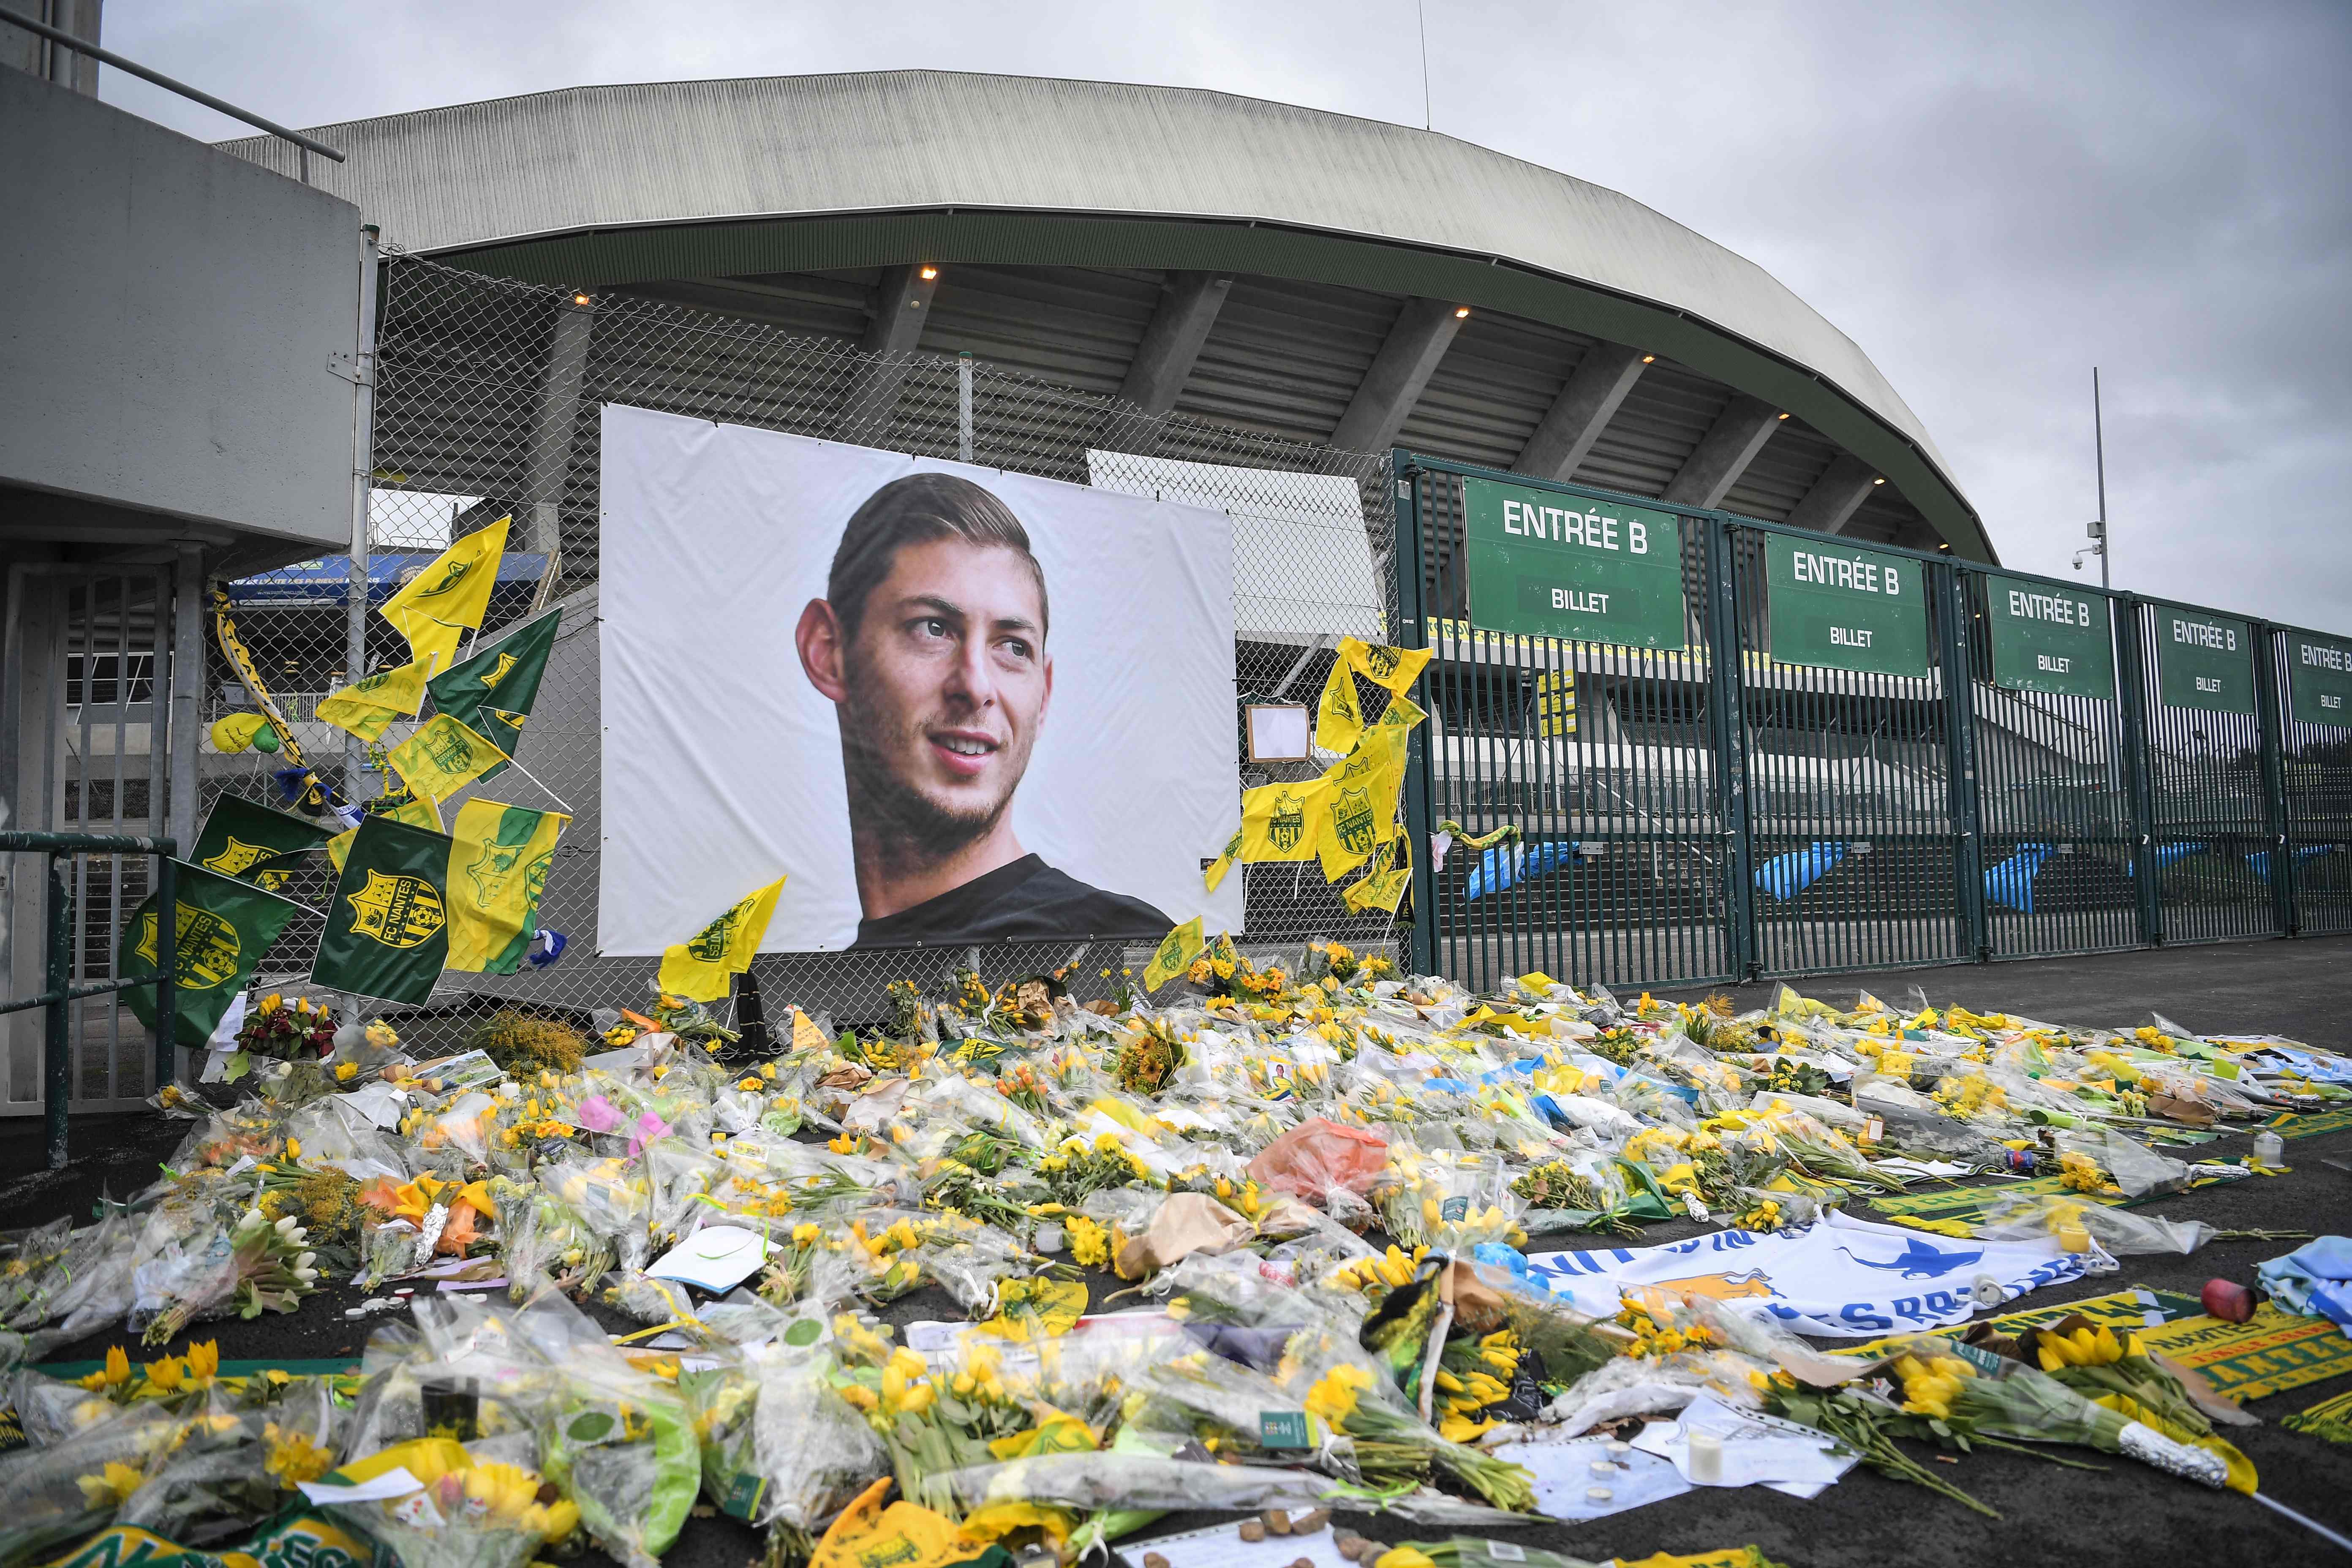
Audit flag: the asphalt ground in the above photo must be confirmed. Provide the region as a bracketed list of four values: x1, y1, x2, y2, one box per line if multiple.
[7, 935, 2352, 1568]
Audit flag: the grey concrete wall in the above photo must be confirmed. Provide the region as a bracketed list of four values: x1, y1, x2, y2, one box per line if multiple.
[0, 64, 361, 550]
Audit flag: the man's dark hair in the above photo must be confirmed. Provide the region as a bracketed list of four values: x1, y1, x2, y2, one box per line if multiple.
[826, 472, 1049, 640]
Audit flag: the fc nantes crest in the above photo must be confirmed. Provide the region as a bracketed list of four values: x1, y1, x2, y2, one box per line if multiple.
[131, 901, 242, 988]
[1269, 791, 1308, 852]
[202, 835, 292, 892]
[346, 869, 448, 948]
[1333, 786, 1378, 855]
[409, 556, 474, 599]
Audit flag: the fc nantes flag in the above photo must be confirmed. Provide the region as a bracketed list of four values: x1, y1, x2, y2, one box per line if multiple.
[1344, 836, 1412, 916]
[1339, 636, 1433, 695]
[123, 861, 306, 1050]
[1316, 725, 1408, 881]
[445, 800, 569, 974]
[1141, 915, 1206, 992]
[427, 610, 558, 781]
[387, 713, 508, 803]
[315, 658, 430, 742]
[189, 796, 336, 893]
[1314, 658, 1364, 755]
[313, 817, 455, 1005]
[658, 875, 786, 1002]
[381, 517, 510, 670]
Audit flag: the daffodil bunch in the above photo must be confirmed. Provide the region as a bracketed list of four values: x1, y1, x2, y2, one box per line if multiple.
[2057, 1149, 2120, 1194]
[1890, 1349, 1976, 1420]
[1318, 1244, 1429, 1301]
[321, 1440, 578, 1568]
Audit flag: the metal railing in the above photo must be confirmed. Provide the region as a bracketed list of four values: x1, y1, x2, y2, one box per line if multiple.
[0, 832, 175, 1167]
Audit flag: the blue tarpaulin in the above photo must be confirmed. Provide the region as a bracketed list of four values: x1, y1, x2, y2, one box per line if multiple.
[2126, 841, 2207, 878]
[1984, 842, 2056, 912]
[2246, 844, 2344, 879]
[1755, 841, 1846, 901]
[1466, 839, 1585, 900]
[229, 553, 549, 609]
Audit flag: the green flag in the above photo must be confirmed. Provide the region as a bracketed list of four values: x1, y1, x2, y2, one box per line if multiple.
[188, 795, 336, 893]
[122, 861, 306, 1050]
[311, 816, 453, 1005]
[427, 610, 559, 781]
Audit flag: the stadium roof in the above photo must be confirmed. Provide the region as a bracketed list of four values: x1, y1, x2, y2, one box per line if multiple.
[222, 71, 1991, 561]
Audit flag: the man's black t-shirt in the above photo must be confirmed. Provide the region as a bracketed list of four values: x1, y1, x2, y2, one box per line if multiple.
[852, 854, 1171, 948]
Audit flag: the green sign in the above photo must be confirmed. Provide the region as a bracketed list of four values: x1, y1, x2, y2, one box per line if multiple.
[1461, 477, 1687, 649]
[2286, 631, 2352, 728]
[1763, 535, 1930, 677]
[1984, 574, 2114, 700]
[2153, 608, 2255, 715]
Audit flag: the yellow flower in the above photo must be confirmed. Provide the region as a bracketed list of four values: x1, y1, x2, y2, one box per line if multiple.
[334, 1062, 358, 1082]
[262, 1421, 335, 1486]
[146, 1356, 185, 1393]
[184, 1340, 220, 1386]
[78, 1346, 131, 1393]
[1375, 1551, 1437, 1568]
[76, 1461, 144, 1508]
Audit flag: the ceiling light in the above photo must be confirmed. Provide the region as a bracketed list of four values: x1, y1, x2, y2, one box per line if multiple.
[571, 292, 591, 307]
[1454, 306, 1470, 318]
[1938, 542, 1951, 550]
[919, 265, 939, 280]
[1777, 412, 1791, 421]
[1641, 355, 1656, 364]
[1872, 476, 1886, 485]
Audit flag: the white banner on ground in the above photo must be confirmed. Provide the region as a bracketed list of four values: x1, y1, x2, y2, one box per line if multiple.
[1526, 1208, 2098, 1338]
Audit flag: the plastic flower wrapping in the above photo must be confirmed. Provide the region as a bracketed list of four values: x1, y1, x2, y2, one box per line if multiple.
[0, 958, 2340, 1566]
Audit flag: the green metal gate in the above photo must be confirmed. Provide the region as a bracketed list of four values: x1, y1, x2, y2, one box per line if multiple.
[2272, 623, 2352, 934]
[1399, 460, 1734, 993]
[1394, 448, 2352, 991]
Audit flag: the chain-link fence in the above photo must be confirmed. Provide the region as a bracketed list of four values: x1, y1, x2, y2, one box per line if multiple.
[203, 253, 1406, 1045]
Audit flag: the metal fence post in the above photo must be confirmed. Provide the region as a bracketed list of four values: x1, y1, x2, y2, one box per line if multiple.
[1938, 565, 1988, 960]
[2113, 594, 2162, 945]
[957, 353, 976, 463]
[154, 853, 177, 1089]
[2252, 621, 2297, 936]
[1393, 454, 1439, 978]
[44, 852, 71, 1169]
[1704, 517, 1756, 980]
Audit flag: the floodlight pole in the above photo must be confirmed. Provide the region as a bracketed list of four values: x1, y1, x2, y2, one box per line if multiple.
[2093, 367, 2109, 591]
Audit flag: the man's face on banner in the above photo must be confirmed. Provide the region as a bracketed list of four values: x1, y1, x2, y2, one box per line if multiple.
[835, 537, 1052, 853]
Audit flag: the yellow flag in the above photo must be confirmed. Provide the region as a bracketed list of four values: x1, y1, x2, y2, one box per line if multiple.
[659, 874, 786, 1002]
[314, 692, 400, 742]
[1235, 779, 1326, 865]
[386, 713, 508, 803]
[1316, 726, 1407, 879]
[1141, 915, 1205, 991]
[1339, 636, 1433, 695]
[329, 793, 441, 873]
[381, 517, 509, 670]
[1313, 658, 1364, 754]
[1376, 689, 1427, 735]
[1344, 835, 1413, 915]
[325, 829, 354, 873]
[1203, 825, 1243, 892]
[444, 799, 569, 974]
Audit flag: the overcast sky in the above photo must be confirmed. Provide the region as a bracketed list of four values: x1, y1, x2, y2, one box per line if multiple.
[101, 0, 2352, 629]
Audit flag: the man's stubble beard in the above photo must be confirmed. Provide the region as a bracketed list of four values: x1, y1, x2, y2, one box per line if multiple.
[839, 659, 1032, 878]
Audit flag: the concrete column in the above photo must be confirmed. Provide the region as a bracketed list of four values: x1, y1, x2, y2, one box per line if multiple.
[167, 544, 202, 854]
[1119, 271, 1232, 417]
[839, 264, 942, 441]
[1512, 343, 1647, 482]
[1330, 297, 1467, 453]
[525, 294, 596, 561]
[1663, 394, 1783, 510]
[1786, 453, 1881, 536]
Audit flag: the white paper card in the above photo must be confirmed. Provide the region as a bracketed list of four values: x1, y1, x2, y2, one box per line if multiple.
[299, 1467, 424, 1505]
[1123, 1521, 1355, 1568]
[1492, 1436, 1691, 1520]
[1630, 1394, 1857, 1489]
[646, 1224, 771, 1292]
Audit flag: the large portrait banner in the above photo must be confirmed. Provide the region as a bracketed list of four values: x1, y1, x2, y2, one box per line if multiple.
[600, 406, 1241, 953]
